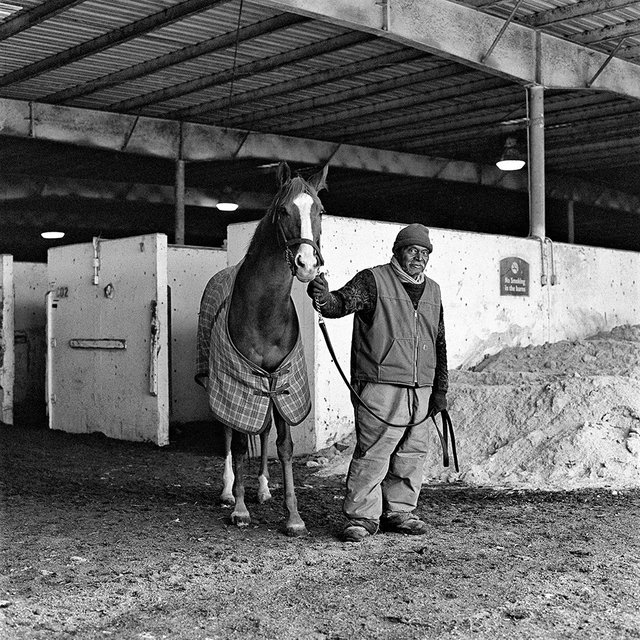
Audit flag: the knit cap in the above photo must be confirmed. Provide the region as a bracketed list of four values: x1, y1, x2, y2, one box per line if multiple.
[392, 223, 433, 253]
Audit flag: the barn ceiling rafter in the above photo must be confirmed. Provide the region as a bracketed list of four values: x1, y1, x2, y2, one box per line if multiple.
[0, 0, 637, 260]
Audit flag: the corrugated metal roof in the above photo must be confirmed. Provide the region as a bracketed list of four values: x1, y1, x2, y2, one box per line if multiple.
[0, 0, 638, 259]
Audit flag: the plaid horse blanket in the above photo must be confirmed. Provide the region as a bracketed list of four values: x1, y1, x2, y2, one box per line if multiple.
[196, 264, 311, 434]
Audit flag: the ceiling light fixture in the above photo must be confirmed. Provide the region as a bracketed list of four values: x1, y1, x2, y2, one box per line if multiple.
[215, 201, 239, 212]
[496, 137, 526, 171]
[41, 231, 65, 240]
[215, 186, 239, 212]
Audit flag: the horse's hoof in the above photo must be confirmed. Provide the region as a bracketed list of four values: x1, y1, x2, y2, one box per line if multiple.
[220, 494, 235, 507]
[231, 513, 251, 527]
[257, 490, 272, 504]
[285, 524, 308, 537]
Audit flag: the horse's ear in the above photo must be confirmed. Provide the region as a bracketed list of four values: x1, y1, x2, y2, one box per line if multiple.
[276, 161, 291, 187]
[308, 163, 329, 193]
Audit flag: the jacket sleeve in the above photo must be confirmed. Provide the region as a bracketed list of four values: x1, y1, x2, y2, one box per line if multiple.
[433, 303, 449, 394]
[315, 268, 377, 318]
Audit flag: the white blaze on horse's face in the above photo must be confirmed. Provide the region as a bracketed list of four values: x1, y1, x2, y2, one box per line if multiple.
[292, 192, 319, 283]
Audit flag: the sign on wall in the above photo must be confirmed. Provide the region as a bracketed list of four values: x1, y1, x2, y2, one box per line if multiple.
[500, 257, 529, 296]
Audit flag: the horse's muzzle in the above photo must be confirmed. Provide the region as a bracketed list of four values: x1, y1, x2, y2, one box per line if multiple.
[289, 238, 323, 282]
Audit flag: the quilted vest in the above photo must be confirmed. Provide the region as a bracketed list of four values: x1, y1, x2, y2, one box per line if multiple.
[351, 263, 441, 387]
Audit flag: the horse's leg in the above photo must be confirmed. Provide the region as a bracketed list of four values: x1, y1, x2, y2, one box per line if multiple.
[257, 423, 272, 504]
[274, 412, 307, 536]
[230, 430, 251, 527]
[220, 426, 235, 506]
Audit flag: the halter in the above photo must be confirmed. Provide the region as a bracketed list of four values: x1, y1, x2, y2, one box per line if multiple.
[272, 201, 324, 276]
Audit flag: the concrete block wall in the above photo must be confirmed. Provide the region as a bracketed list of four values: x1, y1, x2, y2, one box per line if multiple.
[228, 216, 640, 454]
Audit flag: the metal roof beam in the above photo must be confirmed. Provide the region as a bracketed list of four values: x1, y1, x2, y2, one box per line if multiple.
[0, 173, 270, 209]
[223, 62, 475, 129]
[546, 174, 640, 212]
[573, 20, 640, 45]
[0, 0, 85, 41]
[168, 47, 425, 121]
[108, 31, 372, 113]
[274, 76, 509, 134]
[400, 99, 640, 149]
[44, 13, 308, 104]
[0, 0, 229, 89]
[251, 0, 640, 101]
[342, 89, 525, 143]
[1, 97, 638, 214]
[548, 136, 640, 158]
[522, 0, 639, 28]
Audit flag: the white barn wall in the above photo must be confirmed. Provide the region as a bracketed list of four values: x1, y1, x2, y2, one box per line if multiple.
[167, 245, 227, 424]
[16, 220, 634, 451]
[311, 217, 640, 451]
[546, 243, 640, 343]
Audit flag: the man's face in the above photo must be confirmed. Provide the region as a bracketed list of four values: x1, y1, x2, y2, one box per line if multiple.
[398, 244, 430, 278]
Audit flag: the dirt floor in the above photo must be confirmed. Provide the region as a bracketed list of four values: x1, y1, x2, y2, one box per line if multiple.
[3, 324, 640, 639]
[2, 419, 640, 640]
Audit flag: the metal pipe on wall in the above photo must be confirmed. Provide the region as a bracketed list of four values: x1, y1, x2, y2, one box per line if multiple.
[174, 159, 185, 245]
[527, 85, 545, 239]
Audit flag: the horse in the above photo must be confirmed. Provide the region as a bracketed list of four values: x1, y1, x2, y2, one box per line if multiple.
[196, 161, 328, 536]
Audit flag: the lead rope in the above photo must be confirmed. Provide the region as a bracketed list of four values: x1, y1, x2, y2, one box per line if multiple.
[316, 312, 459, 471]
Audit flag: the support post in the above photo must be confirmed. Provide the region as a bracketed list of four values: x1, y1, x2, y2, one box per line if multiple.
[527, 85, 545, 239]
[174, 159, 185, 245]
[567, 199, 575, 244]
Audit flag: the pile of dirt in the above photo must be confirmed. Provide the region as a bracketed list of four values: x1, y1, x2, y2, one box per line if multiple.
[316, 325, 640, 491]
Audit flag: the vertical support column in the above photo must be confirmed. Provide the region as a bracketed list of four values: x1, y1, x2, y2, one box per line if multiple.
[174, 159, 185, 245]
[528, 85, 545, 240]
[567, 199, 575, 244]
[0, 255, 14, 425]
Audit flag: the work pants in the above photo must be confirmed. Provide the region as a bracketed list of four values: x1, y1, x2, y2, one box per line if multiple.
[343, 382, 432, 532]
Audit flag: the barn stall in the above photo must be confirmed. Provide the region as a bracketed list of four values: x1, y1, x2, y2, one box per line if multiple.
[6, 235, 225, 445]
[3, 217, 639, 459]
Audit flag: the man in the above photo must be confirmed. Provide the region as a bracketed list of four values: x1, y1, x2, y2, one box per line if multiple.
[307, 223, 448, 542]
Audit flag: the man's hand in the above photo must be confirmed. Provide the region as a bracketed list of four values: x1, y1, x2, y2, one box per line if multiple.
[307, 273, 330, 307]
[428, 391, 447, 417]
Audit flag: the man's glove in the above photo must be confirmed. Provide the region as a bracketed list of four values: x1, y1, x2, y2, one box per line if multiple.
[307, 273, 330, 307]
[428, 391, 447, 417]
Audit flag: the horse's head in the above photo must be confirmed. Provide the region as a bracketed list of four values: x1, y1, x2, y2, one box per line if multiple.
[272, 162, 328, 283]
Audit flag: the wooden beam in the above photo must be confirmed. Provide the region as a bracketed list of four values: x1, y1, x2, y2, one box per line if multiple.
[251, 0, 640, 100]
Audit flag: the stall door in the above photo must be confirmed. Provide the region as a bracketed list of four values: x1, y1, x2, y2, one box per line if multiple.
[47, 234, 169, 445]
[0, 255, 14, 425]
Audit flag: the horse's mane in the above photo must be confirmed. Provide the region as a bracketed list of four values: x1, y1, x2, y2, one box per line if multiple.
[246, 176, 319, 255]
